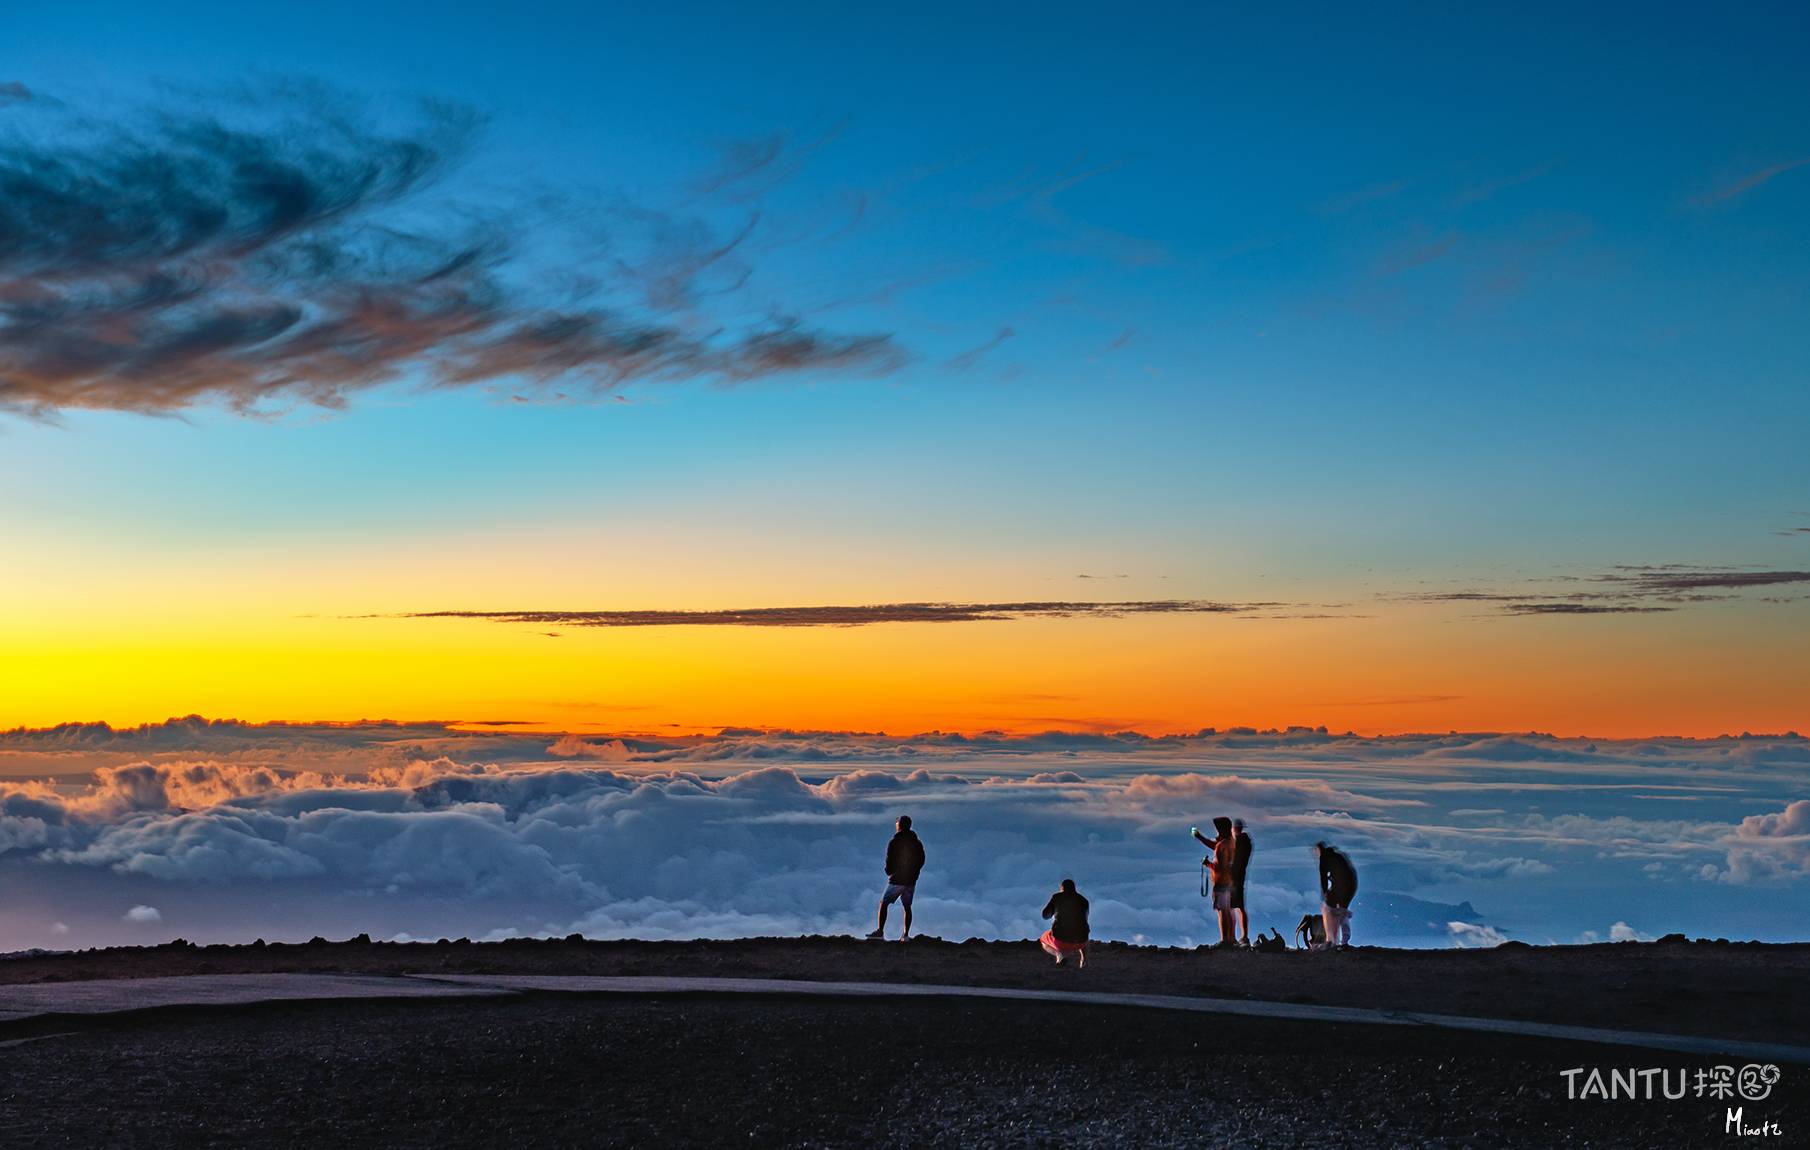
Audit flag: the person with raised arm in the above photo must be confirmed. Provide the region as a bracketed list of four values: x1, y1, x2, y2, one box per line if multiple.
[1191, 817, 1237, 946]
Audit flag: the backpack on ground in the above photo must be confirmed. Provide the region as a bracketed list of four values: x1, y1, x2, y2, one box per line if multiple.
[1295, 913, 1326, 949]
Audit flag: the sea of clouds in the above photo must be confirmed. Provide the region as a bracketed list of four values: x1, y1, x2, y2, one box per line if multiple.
[2, 720, 1805, 952]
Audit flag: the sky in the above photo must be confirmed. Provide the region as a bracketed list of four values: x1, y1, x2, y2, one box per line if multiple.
[1, 2, 1806, 952]
[4, 3, 1809, 737]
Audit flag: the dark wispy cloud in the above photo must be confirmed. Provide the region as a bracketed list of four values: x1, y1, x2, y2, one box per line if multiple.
[392, 565, 1810, 634]
[1316, 178, 1410, 215]
[942, 325, 1014, 372]
[1002, 158, 1169, 266]
[1398, 590, 1638, 610]
[0, 85, 897, 420]
[1451, 160, 1557, 207]
[1500, 602, 1675, 616]
[1690, 158, 1810, 207]
[1308, 694, 1464, 708]
[1602, 566, 1810, 594]
[1377, 232, 1459, 277]
[692, 125, 845, 200]
[390, 600, 1285, 629]
[1400, 565, 1810, 617]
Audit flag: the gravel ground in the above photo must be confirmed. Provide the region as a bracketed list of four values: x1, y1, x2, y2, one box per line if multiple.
[2, 994, 1802, 1149]
[4, 934, 1805, 1047]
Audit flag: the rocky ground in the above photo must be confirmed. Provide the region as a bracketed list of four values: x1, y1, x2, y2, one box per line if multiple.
[3, 933, 1805, 1046]
[4, 992, 1802, 1148]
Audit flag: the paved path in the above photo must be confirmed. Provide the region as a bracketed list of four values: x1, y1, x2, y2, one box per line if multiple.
[0, 973, 510, 1023]
[3, 972, 1806, 1065]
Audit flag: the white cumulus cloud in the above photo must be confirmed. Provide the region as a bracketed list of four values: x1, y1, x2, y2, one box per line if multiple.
[1446, 921, 1509, 948]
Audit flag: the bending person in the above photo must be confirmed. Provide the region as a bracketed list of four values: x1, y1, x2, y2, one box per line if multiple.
[1314, 841, 1357, 949]
[1040, 878, 1090, 968]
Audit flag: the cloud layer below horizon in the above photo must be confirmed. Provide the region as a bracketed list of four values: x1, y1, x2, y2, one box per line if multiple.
[2, 721, 1804, 953]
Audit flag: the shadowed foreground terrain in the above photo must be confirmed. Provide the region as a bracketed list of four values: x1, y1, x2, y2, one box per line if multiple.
[3, 934, 1806, 1045]
[3, 938, 1806, 1148]
[4, 993, 1804, 1149]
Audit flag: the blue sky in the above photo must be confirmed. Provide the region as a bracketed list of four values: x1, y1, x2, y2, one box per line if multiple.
[3, 1, 1808, 738]
[2, 2, 1808, 951]
[11, 1, 1807, 544]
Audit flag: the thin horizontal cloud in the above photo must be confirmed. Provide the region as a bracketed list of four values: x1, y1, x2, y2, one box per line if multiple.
[1399, 590, 1637, 609]
[1398, 564, 1810, 618]
[389, 600, 1285, 629]
[391, 564, 1810, 635]
[1501, 603, 1674, 616]
[1602, 566, 1810, 594]
[1310, 695, 1464, 708]
[0, 84, 897, 420]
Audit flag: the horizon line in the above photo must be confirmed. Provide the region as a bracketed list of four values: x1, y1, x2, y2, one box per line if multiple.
[3, 713, 1804, 745]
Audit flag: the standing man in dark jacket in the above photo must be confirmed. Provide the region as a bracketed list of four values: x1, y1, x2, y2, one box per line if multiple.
[1039, 878, 1090, 967]
[868, 815, 925, 941]
[1230, 818, 1254, 947]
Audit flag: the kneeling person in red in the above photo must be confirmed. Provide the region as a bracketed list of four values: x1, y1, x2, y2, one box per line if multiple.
[1039, 878, 1090, 968]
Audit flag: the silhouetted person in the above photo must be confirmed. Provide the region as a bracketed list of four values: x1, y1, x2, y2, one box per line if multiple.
[1230, 817, 1254, 946]
[1039, 878, 1090, 967]
[1314, 841, 1357, 949]
[1193, 816, 1236, 945]
[868, 815, 925, 941]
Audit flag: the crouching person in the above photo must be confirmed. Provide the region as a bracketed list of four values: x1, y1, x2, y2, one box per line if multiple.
[1040, 878, 1090, 968]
